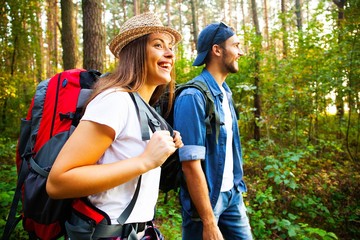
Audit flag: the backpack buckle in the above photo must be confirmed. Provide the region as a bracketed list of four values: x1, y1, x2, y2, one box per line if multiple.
[59, 112, 75, 121]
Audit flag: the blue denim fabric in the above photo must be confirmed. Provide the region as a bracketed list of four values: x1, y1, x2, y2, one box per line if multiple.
[173, 69, 248, 229]
[182, 186, 253, 240]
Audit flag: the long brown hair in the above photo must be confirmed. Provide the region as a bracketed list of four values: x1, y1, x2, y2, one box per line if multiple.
[86, 34, 176, 113]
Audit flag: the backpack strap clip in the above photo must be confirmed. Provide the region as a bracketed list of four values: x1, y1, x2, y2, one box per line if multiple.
[130, 92, 171, 140]
[59, 112, 75, 121]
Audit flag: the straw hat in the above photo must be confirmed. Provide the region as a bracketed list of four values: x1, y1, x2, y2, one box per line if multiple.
[109, 12, 182, 58]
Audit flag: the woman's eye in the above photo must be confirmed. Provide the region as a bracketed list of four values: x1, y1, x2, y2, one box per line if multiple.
[155, 43, 163, 48]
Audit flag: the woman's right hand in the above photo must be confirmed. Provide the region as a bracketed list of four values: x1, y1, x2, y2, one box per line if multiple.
[140, 130, 177, 169]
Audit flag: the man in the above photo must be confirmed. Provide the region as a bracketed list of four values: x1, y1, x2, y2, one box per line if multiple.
[173, 22, 253, 239]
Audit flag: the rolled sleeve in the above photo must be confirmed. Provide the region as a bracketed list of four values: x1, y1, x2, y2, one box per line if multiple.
[179, 145, 206, 161]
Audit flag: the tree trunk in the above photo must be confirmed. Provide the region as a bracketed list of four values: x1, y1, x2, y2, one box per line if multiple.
[251, 0, 262, 141]
[333, 0, 346, 128]
[240, 0, 248, 53]
[122, 0, 127, 22]
[133, 0, 139, 15]
[177, 0, 183, 34]
[227, 0, 233, 26]
[166, 0, 171, 26]
[281, 0, 287, 58]
[220, 0, 225, 21]
[35, 1, 43, 81]
[190, 0, 198, 52]
[82, 0, 105, 72]
[263, 0, 269, 48]
[295, 0, 302, 32]
[142, 0, 149, 13]
[333, 0, 346, 23]
[46, 0, 58, 77]
[177, 0, 184, 59]
[61, 0, 77, 70]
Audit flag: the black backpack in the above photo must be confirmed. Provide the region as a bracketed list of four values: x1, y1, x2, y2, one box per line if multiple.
[156, 79, 220, 198]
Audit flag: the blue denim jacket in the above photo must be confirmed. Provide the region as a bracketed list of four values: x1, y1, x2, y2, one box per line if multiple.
[173, 69, 247, 224]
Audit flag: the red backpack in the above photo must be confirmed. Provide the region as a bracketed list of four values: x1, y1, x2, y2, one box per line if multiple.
[2, 69, 102, 239]
[2, 69, 174, 240]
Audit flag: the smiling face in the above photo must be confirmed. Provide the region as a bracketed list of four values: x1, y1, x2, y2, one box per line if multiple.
[146, 32, 175, 86]
[220, 34, 244, 73]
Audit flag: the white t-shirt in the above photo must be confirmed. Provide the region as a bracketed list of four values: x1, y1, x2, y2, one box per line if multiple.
[81, 88, 160, 224]
[220, 87, 234, 192]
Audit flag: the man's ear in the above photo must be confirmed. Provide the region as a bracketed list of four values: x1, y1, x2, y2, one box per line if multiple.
[212, 44, 222, 56]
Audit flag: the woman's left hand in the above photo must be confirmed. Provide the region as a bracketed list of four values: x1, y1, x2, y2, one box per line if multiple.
[172, 130, 184, 149]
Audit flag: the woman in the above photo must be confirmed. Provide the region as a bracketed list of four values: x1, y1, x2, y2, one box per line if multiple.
[46, 12, 183, 239]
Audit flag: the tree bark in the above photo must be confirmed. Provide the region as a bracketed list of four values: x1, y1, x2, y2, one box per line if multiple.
[46, 0, 58, 76]
[263, 0, 269, 48]
[166, 0, 171, 26]
[333, 0, 346, 124]
[281, 0, 287, 58]
[142, 0, 150, 13]
[82, 0, 105, 72]
[190, 0, 198, 52]
[333, 0, 346, 21]
[295, 0, 302, 32]
[61, 0, 77, 70]
[133, 0, 139, 15]
[177, 0, 184, 59]
[122, 0, 127, 22]
[240, 0, 248, 53]
[35, 1, 43, 81]
[251, 0, 262, 141]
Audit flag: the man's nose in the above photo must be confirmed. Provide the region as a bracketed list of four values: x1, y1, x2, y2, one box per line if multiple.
[239, 48, 244, 56]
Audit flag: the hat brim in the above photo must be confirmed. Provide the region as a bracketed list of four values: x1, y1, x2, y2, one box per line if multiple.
[109, 26, 182, 58]
[192, 50, 208, 66]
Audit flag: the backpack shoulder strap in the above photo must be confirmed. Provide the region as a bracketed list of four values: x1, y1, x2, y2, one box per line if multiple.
[130, 92, 153, 141]
[1, 158, 28, 240]
[130, 92, 173, 140]
[92, 92, 171, 232]
[177, 80, 221, 143]
[116, 175, 142, 225]
[95, 92, 159, 229]
[82, 175, 142, 238]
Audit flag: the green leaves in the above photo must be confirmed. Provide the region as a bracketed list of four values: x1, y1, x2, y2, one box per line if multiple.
[242, 137, 359, 239]
[156, 190, 182, 240]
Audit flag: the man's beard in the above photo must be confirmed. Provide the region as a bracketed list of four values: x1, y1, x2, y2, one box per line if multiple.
[222, 50, 238, 73]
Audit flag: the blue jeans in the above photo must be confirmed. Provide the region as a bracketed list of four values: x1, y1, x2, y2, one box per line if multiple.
[182, 186, 253, 240]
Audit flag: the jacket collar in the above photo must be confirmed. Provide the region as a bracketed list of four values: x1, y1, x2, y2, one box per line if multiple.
[199, 69, 232, 100]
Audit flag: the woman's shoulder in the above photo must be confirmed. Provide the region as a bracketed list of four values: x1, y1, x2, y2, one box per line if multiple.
[87, 88, 134, 113]
[94, 88, 132, 102]
[99, 87, 128, 97]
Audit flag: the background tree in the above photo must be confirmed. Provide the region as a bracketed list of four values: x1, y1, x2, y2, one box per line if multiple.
[61, 0, 77, 70]
[239, 0, 248, 53]
[263, 0, 269, 48]
[82, 0, 105, 71]
[45, 0, 59, 76]
[281, 0, 288, 58]
[190, 0, 198, 52]
[0, 0, 42, 136]
[133, 0, 140, 15]
[0, 1, 359, 239]
[333, 0, 346, 137]
[295, 0, 302, 32]
[250, 0, 262, 141]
